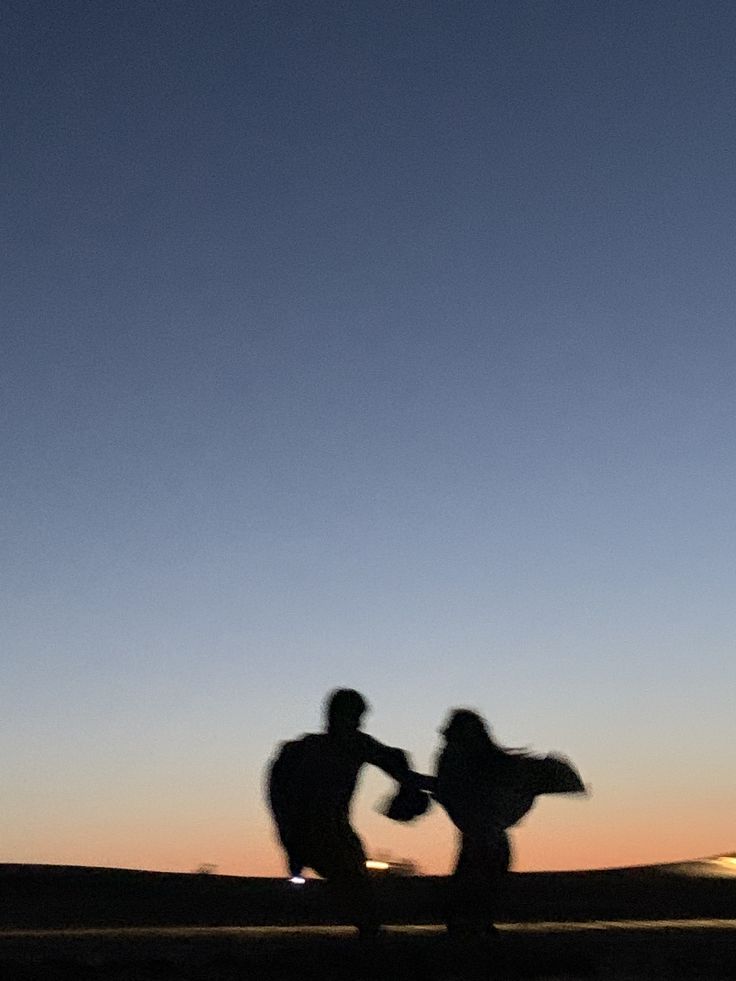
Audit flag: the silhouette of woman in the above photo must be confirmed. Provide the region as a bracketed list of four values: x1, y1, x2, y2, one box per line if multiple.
[435, 709, 534, 939]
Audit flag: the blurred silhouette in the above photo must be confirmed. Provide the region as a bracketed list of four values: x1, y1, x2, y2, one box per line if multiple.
[382, 779, 433, 822]
[267, 687, 430, 937]
[435, 709, 585, 942]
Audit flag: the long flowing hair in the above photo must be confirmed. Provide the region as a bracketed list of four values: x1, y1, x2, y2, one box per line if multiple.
[440, 709, 527, 764]
[437, 709, 534, 833]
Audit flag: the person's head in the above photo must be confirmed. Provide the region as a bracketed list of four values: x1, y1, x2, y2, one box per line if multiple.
[440, 708, 494, 749]
[324, 688, 369, 734]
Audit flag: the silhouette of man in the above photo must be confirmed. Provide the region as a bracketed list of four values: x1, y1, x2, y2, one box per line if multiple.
[267, 688, 422, 935]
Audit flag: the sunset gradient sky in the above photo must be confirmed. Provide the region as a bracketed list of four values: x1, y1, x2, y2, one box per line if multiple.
[3, 1, 735, 876]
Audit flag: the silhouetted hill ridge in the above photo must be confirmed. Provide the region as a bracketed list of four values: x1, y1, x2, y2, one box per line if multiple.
[2, 855, 734, 929]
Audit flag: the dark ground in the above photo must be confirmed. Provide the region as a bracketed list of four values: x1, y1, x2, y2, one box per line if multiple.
[1, 922, 735, 980]
[3, 863, 735, 929]
[1, 864, 734, 979]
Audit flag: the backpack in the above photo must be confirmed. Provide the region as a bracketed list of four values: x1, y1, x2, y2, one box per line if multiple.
[267, 734, 324, 831]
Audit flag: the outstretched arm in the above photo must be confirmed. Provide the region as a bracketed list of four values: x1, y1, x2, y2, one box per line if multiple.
[361, 734, 435, 790]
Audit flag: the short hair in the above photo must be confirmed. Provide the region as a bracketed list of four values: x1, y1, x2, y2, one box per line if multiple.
[325, 688, 368, 728]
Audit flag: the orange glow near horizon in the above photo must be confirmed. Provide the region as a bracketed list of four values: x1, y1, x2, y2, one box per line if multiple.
[8, 818, 734, 878]
[5, 766, 734, 877]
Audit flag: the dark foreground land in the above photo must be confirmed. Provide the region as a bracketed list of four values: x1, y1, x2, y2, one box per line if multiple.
[1, 923, 735, 981]
[2, 859, 734, 979]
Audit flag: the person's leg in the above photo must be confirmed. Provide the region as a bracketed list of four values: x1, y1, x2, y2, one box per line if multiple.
[447, 832, 473, 938]
[310, 824, 378, 939]
[448, 831, 509, 939]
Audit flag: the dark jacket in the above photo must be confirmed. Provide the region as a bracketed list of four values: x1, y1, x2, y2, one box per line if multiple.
[268, 730, 411, 842]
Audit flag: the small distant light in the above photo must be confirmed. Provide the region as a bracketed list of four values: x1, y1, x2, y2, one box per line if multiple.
[365, 860, 390, 871]
[289, 875, 306, 885]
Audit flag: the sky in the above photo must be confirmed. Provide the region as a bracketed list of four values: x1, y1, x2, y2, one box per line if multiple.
[2, 0, 735, 877]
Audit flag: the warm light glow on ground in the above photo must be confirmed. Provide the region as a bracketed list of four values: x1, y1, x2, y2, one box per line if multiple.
[668, 854, 736, 878]
[714, 856, 736, 873]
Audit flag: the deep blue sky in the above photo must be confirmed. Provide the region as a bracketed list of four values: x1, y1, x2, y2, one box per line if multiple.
[3, 1, 735, 873]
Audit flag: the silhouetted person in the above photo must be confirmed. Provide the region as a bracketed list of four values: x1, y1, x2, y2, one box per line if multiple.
[435, 709, 585, 943]
[267, 687, 426, 937]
